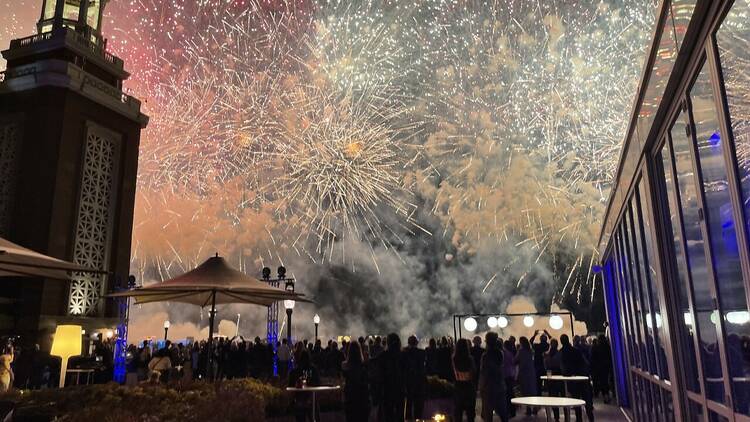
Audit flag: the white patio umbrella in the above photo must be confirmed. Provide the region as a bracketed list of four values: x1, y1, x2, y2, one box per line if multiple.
[0, 236, 99, 279]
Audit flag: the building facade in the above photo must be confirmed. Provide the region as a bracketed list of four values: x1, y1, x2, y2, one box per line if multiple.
[0, 0, 147, 344]
[600, 0, 750, 420]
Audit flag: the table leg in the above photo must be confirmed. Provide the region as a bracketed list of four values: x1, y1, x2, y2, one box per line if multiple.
[545, 407, 552, 422]
[76, 372, 81, 385]
[563, 407, 571, 422]
[312, 392, 316, 422]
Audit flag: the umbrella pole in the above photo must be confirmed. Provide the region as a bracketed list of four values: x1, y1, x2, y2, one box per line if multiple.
[207, 289, 216, 380]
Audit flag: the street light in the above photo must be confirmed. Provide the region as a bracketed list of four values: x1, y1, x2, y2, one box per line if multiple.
[163, 320, 170, 340]
[464, 317, 478, 332]
[313, 314, 320, 341]
[284, 300, 295, 343]
[523, 315, 535, 328]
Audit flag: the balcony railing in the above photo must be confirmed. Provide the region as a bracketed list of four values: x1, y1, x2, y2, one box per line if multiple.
[8, 28, 124, 70]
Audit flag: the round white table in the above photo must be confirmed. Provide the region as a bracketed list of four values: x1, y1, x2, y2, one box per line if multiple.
[286, 385, 340, 422]
[512, 396, 585, 422]
[540, 375, 590, 397]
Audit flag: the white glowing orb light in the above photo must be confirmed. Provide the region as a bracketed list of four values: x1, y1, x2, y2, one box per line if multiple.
[645, 313, 663, 329]
[726, 311, 750, 325]
[487, 316, 498, 328]
[464, 317, 478, 332]
[549, 315, 564, 330]
[497, 316, 509, 328]
[684, 312, 693, 326]
[523, 316, 535, 328]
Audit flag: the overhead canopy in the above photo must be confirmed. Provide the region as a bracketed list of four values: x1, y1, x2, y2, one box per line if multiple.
[107, 255, 312, 307]
[0, 237, 99, 280]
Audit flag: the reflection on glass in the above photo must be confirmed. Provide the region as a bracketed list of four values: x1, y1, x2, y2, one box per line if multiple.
[615, 238, 637, 367]
[637, 180, 670, 380]
[672, 96, 726, 404]
[669, 0, 696, 49]
[43, 0, 56, 21]
[660, 140, 700, 391]
[622, 224, 648, 370]
[627, 202, 657, 375]
[86, 0, 102, 31]
[63, 0, 80, 22]
[691, 63, 750, 415]
[619, 228, 644, 369]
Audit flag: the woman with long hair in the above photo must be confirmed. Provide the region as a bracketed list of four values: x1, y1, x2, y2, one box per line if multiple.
[343, 341, 370, 422]
[453, 338, 476, 422]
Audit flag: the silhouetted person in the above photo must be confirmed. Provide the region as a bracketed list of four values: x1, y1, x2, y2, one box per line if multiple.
[561, 334, 594, 421]
[289, 350, 321, 422]
[343, 341, 370, 422]
[479, 332, 508, 422]
[531, 330, 550, 396]
[591, 334, 613, 404]
[515, 336, 537, 416]
[403, 335, 426, 420]
[376, 333, 405, 422]
[437, 336, 454, 381]
[425, 338, 439, 376]
[453, 338, 477, 422]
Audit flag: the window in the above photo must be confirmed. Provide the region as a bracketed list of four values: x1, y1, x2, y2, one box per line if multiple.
[637, 180, 670, 380]
[659, 134, 700, 392]
[672, 94, 726, 404]
[689, 61, 750, 416]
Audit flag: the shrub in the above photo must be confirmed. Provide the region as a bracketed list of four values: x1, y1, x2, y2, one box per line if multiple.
[1, 379, 288, 422]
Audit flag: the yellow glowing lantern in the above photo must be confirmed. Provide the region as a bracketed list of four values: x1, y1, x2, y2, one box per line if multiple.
[50, 325, 82, 388]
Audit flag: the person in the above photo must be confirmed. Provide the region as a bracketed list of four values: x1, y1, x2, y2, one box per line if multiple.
[403, 335, 426, 420]
[502, 340, 517, 418]
[531, 330, 550, 396]
[591, 334, 613, 403]
[515, 336, 537, 416]
[479, 332, 507, 422]
[278, 339, 292, 378]
[147, 346, 172, 383]
[545, 338, 564, 421]
[0, 344, 13, 392]
[437, 337, 454, 382]
[425, 338, 439, 376]
[561, 334, 594, 421]
[288, 350, 321, 422]
[375, 333, 405, 422]
[343, 341, 370, 422]
[470, 336, 484, 390]
[453, 338, 476, 422]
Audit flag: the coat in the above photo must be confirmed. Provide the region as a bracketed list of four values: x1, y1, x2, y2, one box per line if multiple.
[515, 347, 537, 396]
[479, 349, 506, 420]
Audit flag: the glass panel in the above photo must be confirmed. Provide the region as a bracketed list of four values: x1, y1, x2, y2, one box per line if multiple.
[669, 0, 697, 49]
[690, 62, 750, 415]
[636, 181, 671, 380]
[718, 0, 750, 251]
[616, 237, 638, 367]
[672, 96, 726, 404]
[626, 203, 658, 375]
[688, 399, 705, 422]
[708, 410, 730, 422]
[63, 0, 80, 22]
[618, 229, 640, 369]
[664, 388, 675, 422]
[660, 137, 701, 392]
[86, 0, 101, 30]
[622, 223, 647, 370]
[43, 0, 57, 20]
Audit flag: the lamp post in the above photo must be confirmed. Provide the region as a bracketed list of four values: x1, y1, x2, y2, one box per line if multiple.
[313, 314, 320, 341]
[163, 320, 170, 340]
[284, 299, 295, 343]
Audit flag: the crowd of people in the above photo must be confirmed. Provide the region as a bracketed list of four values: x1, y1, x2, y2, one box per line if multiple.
[123, 329, 612, 422]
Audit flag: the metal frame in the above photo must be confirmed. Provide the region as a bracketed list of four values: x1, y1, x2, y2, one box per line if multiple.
[452, 312, 574, 341]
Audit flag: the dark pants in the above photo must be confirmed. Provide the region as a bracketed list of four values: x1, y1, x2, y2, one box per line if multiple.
[569, 382, 595, 422]
[453, 381, 476, 422]
[547, 380, 564, 421]
[504, 377, 516, 417]
[405, 393, 424, 420]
